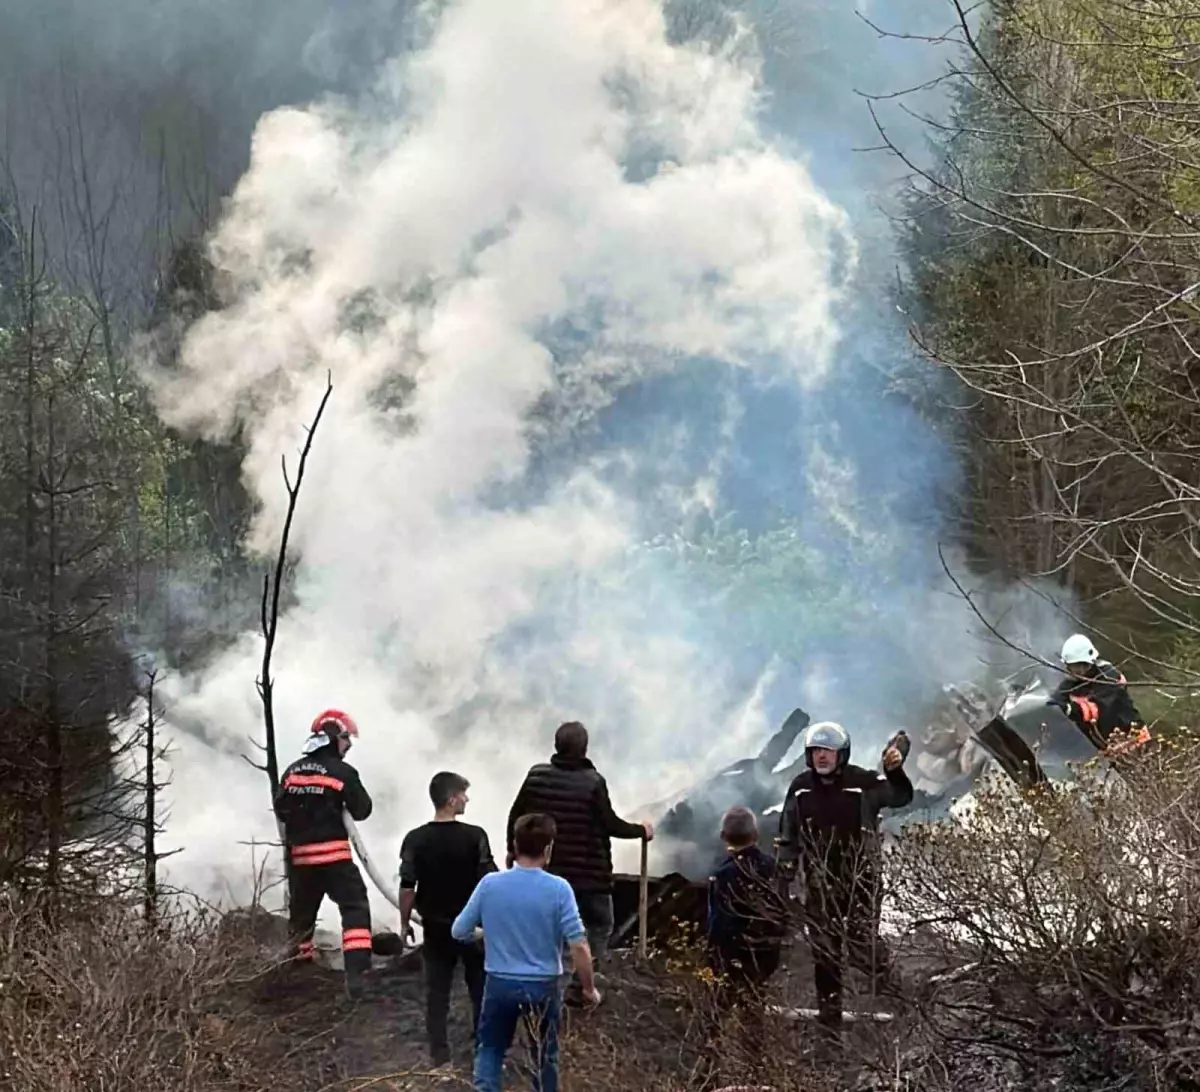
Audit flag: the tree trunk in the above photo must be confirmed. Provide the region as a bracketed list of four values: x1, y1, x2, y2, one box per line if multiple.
[44, 384, 63, 907]
[143, 675, 158, 927]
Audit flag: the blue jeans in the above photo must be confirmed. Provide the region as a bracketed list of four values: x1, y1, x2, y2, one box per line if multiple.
[473, 975, 561, 1092]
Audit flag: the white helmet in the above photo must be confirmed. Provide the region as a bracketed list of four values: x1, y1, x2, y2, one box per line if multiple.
[804, 721, 851, 771]
[1060, 633, 1099, 666]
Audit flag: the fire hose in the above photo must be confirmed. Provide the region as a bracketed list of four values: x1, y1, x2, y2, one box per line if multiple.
[342, 811, 403, 912]
[274, 817, 389, 900]
[339, 810, 428, 954]
[342, 811, 486, 950]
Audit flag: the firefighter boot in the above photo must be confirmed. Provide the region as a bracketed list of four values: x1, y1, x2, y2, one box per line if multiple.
[344, 948, 371, 1002]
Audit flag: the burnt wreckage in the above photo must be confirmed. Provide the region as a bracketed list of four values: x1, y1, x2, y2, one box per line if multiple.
[608, 684, 1105, 949]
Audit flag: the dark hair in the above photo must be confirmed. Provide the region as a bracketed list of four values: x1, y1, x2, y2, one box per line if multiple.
[317, 720, 344, 742]
[513, 813, 557, 858]
[721, 805, 758, 848]
[554, 721, 588, 759]
[429, 771, 470, 809]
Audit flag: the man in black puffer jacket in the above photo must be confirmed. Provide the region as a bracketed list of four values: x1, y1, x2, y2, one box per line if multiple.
[507, 721, 652, 1005]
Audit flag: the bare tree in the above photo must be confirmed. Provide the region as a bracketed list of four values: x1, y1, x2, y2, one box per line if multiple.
[877, 0, 1200, 693]
[136, 667, 178, 928]
[239, 375, 334, 909]
[249, 373, 334, 798]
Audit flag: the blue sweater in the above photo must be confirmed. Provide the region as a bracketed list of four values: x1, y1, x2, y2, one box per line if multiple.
[452, 865, 585, 979]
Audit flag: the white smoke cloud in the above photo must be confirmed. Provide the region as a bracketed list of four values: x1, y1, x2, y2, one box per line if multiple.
[144, 0, 858, 925]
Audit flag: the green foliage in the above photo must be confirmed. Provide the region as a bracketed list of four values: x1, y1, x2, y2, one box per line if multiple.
[899, 0, 1200, 673]
[639, 516, 871, 659]
[0, 231, 256, 892]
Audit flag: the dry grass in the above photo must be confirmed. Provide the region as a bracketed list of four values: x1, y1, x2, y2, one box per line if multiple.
[0, 894, 331, 1092]
[6, 735, 1200, 1091]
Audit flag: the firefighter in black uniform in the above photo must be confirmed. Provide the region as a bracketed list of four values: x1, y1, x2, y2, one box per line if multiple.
[1049, 633, 1145, 751]
[776, 721, 912, 1043]
[274, 708, 374, 1000]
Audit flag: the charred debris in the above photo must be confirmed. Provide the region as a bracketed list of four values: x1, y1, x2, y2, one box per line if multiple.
[607, 683, 1107, 950]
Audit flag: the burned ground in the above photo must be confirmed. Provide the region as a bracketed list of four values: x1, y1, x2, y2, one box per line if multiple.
[217, 932, 913, 1092]
[209, 925, 1073, 1092]
[8, 736, 1200, 1091]
[4, 887, 1191, 1092]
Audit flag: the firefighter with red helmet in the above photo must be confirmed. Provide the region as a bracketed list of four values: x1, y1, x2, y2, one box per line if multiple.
[274, 709, 374, 1000]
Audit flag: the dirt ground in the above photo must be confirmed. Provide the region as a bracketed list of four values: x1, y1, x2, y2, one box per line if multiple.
[221, 937, 911, 1092]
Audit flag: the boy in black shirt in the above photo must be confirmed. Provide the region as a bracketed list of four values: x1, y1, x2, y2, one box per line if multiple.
[400, 771, 498, 1068]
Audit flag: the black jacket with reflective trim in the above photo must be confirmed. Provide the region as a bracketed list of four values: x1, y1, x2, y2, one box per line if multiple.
[776, 762, 912, 883]
[273, 744, 373, 849]
[1048, 661, 1142, 747]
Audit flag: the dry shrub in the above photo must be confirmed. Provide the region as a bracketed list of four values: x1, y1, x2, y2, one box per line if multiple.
[556, 919, 903, 1092]
[20, 735, 1200, 1092]
[0, 894, 315, 1092]
[890, 731, 1200, 1090]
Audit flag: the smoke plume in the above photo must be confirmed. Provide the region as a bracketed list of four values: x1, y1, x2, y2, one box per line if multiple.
[113, 0, 1077, 925]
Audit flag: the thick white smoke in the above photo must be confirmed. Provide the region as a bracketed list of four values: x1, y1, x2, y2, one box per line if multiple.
[144, 0, 858, 924]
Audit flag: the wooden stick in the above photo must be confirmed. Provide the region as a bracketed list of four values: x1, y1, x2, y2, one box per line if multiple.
[638, 837, 649, 960]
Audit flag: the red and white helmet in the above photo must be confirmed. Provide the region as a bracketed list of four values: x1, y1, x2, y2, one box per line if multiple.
[309, 709, 359, 741]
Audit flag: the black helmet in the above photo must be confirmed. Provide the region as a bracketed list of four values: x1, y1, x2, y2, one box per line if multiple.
[804, 721, 851, 772]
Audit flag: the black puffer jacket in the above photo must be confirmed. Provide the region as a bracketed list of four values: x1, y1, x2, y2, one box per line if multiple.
[506, 755, 645, 894]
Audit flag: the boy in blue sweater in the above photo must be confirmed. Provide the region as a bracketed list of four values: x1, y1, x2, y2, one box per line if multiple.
[453, 813, 598, 1092]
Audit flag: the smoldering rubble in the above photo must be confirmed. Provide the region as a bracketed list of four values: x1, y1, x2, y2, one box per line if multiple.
[647, 678, 1105, 881]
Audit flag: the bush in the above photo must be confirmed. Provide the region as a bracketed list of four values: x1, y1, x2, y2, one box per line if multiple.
[890, 732, 1200, 1089]
[0, 896, 313, 1092]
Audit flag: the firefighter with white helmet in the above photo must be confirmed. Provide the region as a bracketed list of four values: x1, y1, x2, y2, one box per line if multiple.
[1049, 634, 1144, 750]
[274, 709, 375, 1000]
[775, 721, 912, 1044]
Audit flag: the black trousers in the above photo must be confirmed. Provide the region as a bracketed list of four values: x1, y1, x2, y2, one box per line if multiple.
[563, 891, 614, 1004]
[288, 860, 373, 983]
[805, 879, 892, 1030]
[698, 944, 781, 1088]
[421, 922, 485, 1064]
